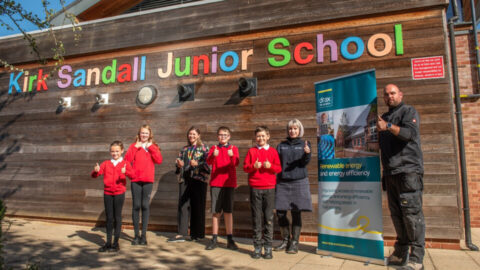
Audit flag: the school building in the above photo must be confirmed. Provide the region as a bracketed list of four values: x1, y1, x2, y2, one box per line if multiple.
[0, 0, 478, 250]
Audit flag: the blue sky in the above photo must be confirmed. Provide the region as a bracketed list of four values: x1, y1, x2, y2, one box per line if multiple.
[0, 0, 75, 37]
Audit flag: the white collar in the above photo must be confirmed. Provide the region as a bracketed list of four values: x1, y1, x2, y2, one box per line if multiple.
[111, 157, 123, 166]
[256, 144, 270, 150]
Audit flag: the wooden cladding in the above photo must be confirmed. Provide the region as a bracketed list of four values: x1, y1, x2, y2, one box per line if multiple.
[0, 8, 461, 240]
[0, 0, 448, 65]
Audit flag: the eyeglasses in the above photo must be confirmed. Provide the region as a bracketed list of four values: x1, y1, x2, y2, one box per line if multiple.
[218, 134, 230, 137]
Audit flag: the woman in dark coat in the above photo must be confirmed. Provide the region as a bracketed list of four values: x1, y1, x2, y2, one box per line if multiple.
[275, 119, 313, 254]
[168, 126, 210, 242]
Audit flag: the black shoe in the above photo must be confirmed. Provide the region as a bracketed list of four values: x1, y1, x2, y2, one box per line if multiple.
[140, 235, 147, 246]
[399, 261, 424, 270]
[167, 235, 186, 243]
[263, 246, 273, 259]
[387, 252, 409, 266]
[190, 236, 204, 241]
[227, 240, 238, 250]
[287, 226, 300, 254]
[275, 226, 290, 251]
[286, 241, 298, 254]
[131, 236, 140, 245]
[98, 243, 111, 252]
[109, 242, 120, 252]
[274, 240, 290, 252]
[251, 246, 262, 259]
[206, 239, 217, 250]
[190, 236, 201, 242]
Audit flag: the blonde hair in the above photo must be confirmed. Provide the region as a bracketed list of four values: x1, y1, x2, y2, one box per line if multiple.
[136, 124, 158, 146]
[287, 119, 304, 138]
[255, 126, 270, 135]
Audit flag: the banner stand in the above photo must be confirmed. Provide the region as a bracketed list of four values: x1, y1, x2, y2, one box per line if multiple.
[316, 250, 386, 266]
[315, 69, 385, 265]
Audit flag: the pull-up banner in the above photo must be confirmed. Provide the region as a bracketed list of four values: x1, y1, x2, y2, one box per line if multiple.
[315, 69, 384, 265]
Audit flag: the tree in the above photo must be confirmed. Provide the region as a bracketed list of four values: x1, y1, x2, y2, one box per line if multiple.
[0, 0, 81, 74]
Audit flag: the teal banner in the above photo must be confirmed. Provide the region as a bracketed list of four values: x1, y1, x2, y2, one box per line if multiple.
[315, 69, 384, 264]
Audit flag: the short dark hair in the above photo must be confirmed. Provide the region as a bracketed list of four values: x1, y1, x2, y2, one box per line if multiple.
[110, 140, 124, 150]
[217, 126, 231, 134]
[255, 126, 270, 135]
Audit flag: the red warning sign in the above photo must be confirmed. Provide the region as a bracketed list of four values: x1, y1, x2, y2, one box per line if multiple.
[411, 56, 444, 80]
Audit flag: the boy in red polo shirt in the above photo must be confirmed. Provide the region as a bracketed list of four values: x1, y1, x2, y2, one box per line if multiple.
[206, 126, 239, 250]
[243, 126, 281, 259]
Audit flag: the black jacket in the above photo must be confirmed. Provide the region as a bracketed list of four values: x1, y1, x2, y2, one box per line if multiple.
[379, 102, 424, 175]
[276, 137, 311, 180]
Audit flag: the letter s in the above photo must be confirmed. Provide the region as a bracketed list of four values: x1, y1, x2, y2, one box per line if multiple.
[57, 65, 72, 89]
[268, 37, 291, 67]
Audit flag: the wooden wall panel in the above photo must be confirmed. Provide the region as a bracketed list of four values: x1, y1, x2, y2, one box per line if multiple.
[0, 8, 462, 241]
[0, 0, 448, 65]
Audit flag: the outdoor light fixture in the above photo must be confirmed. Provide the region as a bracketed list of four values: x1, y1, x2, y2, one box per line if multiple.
[178, 83, 195, 102]
[238, 77, 257, 97]
[58, 97, 71, 108]
[136, 85, 157, 108]
[95, 93, 109, 105]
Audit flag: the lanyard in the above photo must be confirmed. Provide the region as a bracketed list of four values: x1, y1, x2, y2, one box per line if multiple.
[186, 145, 196, 161]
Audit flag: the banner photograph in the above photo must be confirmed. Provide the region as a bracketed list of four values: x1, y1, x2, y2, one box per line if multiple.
[315, 69, 384, 264]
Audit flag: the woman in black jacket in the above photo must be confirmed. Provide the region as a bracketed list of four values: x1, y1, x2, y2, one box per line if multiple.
[275, 119, 312, 254]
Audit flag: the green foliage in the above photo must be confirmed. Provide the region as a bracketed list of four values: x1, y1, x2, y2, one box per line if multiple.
[0, 0, 82, 75]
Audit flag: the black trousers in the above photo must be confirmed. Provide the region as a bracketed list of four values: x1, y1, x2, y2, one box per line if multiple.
[276, 210, 302, 227]
[386, 173, 425, 264]
[104, 193, 125, 244]
[178, 178, 207, 238]
[131, 182, 153, 237]
[250, 188, 275, 247]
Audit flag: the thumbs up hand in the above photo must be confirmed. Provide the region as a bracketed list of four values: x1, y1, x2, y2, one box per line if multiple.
[304, 140, 311, 154]
[264, 159, 271, 169]
[135, 138, 142, 148]
[227, 146, 233, 157]
[121, 164, 126, 174]
[377, 115, 387, 131]
[94, 163, 100, 172]
[254, 158, 262, 169]
[213, 146, 219, 157]
[190, 159, 198, 167]
[176, 158, 184, 168]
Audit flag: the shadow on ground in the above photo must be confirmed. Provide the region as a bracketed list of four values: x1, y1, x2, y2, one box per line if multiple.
[2, 218, 260, 269]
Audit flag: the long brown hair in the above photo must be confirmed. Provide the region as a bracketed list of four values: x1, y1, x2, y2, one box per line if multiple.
[187, 126, 203, 147]
[136, 124, 158, 146]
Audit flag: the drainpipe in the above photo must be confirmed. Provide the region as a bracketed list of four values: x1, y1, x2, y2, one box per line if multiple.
[449, 0, 479, 251]
[470, 0, 480, 91]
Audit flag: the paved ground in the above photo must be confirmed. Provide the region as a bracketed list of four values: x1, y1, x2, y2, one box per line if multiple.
[2, 218, 480, 269]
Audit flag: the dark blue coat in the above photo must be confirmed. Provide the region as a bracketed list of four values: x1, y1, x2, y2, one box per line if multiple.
[276, 137, 311, 181]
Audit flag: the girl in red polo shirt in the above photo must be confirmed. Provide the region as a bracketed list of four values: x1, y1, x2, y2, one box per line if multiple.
[92, 141, 134, 252]
[125, 125, 163, 245]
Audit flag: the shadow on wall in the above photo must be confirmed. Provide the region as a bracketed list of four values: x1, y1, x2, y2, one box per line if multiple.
[0, 78, 26, 201]
[152, 169, 178, 236]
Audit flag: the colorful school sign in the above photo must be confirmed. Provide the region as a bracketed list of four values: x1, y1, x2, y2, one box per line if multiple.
[7, 25, 404, 94]
[315, 69, 384, 264]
